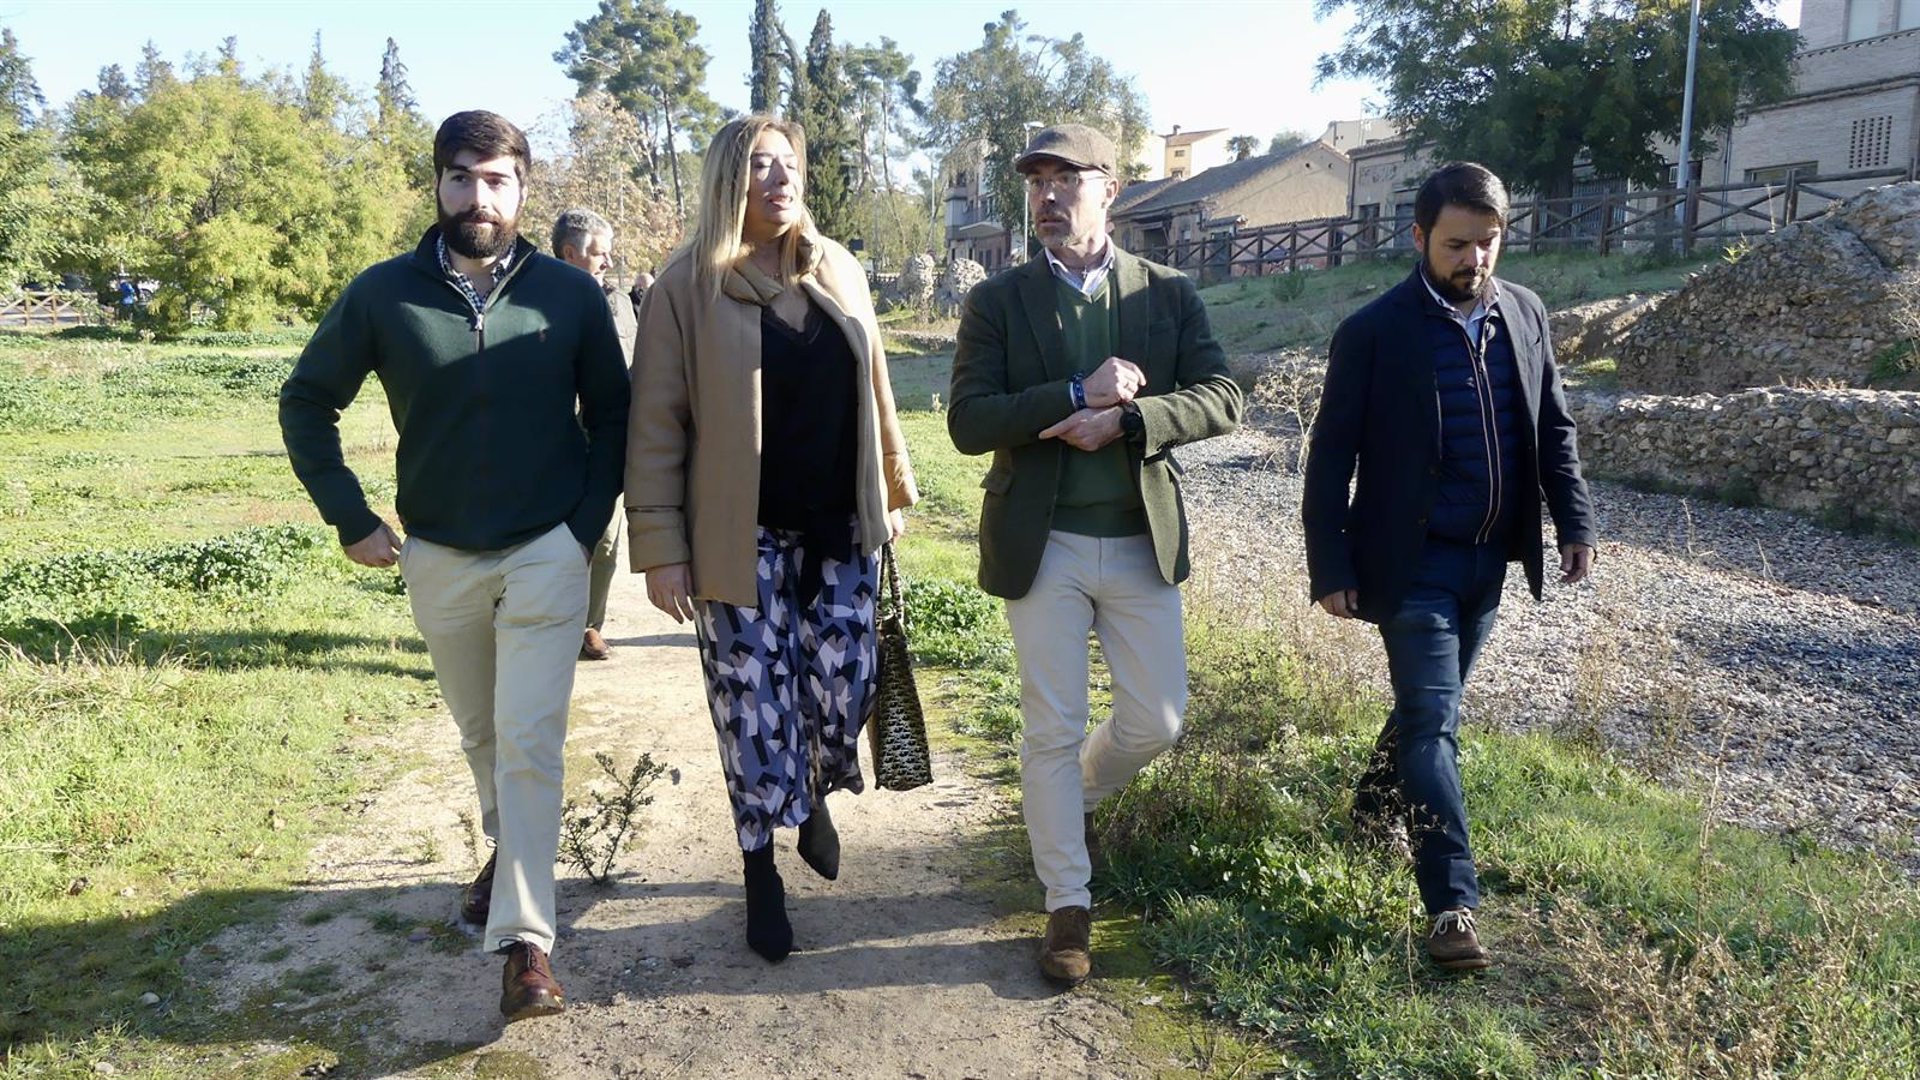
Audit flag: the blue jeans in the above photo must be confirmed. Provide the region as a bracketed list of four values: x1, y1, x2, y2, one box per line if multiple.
[1353, 538, 1506, 915]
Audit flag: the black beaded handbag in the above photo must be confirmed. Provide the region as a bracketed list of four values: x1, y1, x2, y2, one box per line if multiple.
[868, 543, 933, 791]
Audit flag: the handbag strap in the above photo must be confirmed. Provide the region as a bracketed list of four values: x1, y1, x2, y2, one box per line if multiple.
[880, 542, 905, 623]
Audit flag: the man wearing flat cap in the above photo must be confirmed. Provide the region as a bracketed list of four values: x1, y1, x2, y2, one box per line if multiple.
[948, 122, 1242, 985]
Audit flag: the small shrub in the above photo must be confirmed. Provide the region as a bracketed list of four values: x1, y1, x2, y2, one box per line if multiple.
[1268, 271, 1310, 303]
[559, 751, 669, 885]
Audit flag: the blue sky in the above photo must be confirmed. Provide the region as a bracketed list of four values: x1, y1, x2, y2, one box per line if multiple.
[5, 0, 1802, 167]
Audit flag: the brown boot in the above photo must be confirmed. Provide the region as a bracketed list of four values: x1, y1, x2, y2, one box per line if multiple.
[499, 941, 566, 1021]
[1038, 905, 1093, 986]
[1427, 908, 1492, 971]
[460, 852, 496, 926]
[579, 628, 611, 661]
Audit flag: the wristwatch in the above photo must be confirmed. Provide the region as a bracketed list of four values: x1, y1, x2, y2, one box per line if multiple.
[1119, 400, 1145, 443]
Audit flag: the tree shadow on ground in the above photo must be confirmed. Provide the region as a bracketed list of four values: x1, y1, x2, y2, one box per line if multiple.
[0, 619, 432, 680]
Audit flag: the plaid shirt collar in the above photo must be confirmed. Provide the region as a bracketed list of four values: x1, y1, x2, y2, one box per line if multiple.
[436, 233, 516, 323]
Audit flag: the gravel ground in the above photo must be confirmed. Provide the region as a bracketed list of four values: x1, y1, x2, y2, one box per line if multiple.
[1174, 407, 1920, 870]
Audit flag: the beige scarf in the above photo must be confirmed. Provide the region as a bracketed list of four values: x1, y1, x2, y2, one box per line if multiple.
[720, 233, 823, 307]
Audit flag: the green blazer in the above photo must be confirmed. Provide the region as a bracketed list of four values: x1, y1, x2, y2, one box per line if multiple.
[947, 248, 1243, 599]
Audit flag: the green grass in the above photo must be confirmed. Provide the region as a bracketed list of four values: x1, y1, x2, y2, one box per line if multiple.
[0, 329, 431, 1070]
[1200, 250, 1716, 356]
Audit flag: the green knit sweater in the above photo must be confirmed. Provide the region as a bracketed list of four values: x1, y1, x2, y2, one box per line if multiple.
[1051, 276, 1146, 538]
[279, 228, 630, 552]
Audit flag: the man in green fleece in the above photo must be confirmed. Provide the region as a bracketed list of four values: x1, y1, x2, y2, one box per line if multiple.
[947, 124, 1242, 986]
[279, 110, 629, 1023]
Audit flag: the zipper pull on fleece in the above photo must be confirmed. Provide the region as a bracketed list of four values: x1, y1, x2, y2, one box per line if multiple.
[470, 310, 485, 334]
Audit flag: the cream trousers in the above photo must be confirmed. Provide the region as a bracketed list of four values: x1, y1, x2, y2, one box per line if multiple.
[401, 522, 587, 954]
[1004, 531, 1187, 912]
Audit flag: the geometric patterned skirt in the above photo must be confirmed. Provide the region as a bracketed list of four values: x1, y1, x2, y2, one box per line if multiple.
[693, 525, 876, 851]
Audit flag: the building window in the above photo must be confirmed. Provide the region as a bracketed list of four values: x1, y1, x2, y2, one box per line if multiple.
[1173, 148, 1186, 158]
[1171, 168, 1186, 180]
[1847, 0, 1879, 40]
[1745, 161, 1819, 185]
[1903, 0, 1919, 30]
[1850, 116, 1895, 168]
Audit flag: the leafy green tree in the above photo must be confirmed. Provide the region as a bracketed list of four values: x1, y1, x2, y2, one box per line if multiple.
[1267, 128, 1310, 156]
[747, 0, 787, 114]
[95, 64, 135, 104]
[1317, 0, 1795, 196]
[525, 90, 683, 277]
[376, 38, 417, 122]
[0, 28, 56, 289]
[370, 39, 434, 240]
[929, 10, 1149, 242]
[847, 37, 926, 268]
[555, 0, 722, 218]
[794, 10, 858, 243]
[1226, 134, 1260, 160]
[64, 68, 414, 330]
[134, 40, 174, 100]
[300, 32, 350, 125]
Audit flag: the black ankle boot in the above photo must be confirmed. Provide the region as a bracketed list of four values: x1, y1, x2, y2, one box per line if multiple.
[742, 844, 792, 963]
[797, 797, 841, 881]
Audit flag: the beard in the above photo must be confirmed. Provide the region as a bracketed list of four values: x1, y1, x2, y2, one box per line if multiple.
[1423, 251, 1493, 305]
[437, 198, 519, 261]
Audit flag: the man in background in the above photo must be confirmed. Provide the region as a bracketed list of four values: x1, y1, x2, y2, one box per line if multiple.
[552, 208, 639, 661]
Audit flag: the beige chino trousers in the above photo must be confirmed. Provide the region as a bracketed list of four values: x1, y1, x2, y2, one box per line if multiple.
[1005, 531, 1187, 913]
[400, 522, 587, 954]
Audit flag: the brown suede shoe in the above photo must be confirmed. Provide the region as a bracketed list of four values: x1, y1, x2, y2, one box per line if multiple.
[499, 941, 566, 1021]
[460, 852, 496, 926]
[579, 628, 611, 661]
[1039, 905, 1093, 986]
[1427, 908, 1492, 971]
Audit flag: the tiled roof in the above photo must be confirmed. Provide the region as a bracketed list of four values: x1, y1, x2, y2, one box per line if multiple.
[1114, 142, 1326, 219]
[1162, 127, 1228, 147]
[1112, 177, 1179, 214]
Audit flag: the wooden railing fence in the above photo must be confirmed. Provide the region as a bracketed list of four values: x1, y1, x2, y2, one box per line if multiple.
[1135, 166, 1917, 284]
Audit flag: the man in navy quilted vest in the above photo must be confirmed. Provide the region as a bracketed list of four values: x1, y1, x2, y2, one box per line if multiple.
[1302, 162, 1596, 971]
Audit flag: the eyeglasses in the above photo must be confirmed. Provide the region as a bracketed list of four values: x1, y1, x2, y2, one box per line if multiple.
[1024, 171, 1103, 195]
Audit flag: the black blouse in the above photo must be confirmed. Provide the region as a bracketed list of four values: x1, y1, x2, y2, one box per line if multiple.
[757, 302, 860, 589]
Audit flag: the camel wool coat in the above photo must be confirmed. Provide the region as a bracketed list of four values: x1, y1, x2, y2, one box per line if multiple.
[624, 236, 919, 606]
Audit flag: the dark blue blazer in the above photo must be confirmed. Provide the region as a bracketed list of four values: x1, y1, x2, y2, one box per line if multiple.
[1302, 269, 1596, 622]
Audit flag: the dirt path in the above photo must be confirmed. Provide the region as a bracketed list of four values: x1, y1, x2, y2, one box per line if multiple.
[199, 568, 1159, 1079]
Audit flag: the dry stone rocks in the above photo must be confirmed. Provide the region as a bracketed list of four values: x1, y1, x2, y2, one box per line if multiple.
[1550, 293, 1664, 366]
[895, 253, 937, 311]
[934, 258, 987, 316]
[1616, 182, 1920, 393]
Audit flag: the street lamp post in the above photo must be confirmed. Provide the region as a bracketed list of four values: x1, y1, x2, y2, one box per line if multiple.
[1676, 0, 1702, 250]
[1019, 120, 1042, 264]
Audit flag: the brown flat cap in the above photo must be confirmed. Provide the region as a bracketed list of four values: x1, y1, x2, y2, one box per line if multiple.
[1014, 123, 1117, 176]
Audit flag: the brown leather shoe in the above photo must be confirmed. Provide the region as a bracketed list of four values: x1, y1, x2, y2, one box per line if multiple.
[579, 628, 611, 661]
[1039, 905, 1093, 985]
[460, 852, 496, 926]
[1427, 908, 1492, 971]
[499, 941, 566, 1021]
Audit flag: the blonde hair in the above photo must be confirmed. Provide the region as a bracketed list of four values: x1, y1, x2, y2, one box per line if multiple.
[687, 115, 821, 300]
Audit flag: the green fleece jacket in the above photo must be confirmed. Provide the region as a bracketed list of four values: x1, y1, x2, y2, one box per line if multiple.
[280, 227, 631, 552]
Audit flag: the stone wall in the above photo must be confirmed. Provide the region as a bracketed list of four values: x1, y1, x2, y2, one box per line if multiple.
[1570, 386, 1920, 531]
